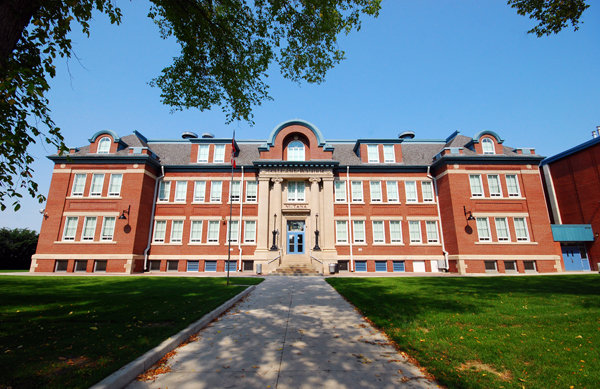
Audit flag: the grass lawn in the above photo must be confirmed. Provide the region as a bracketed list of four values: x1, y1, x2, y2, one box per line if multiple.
[327, 275, 600, 389]
[0, 276, 262, 389]
[0, 270, 30, 273]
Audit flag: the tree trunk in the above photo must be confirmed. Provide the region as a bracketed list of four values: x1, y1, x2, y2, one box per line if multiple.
[0, 0, 40, 67]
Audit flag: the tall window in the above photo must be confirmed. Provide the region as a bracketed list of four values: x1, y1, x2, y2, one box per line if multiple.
[227, 221, 239, 243]
[97, 137, 111, 154]
[208, 221, 220, 243]
[210, 181, 222, 202]
[63, 217, 78, 241]
[367, 144, 379, 163]
[175, 181, 187, 202]
[422, 181, 434, 202]
[82, 217, 97, 241]
[197, 144, 209, 162]
[90, 174, 104, 196]
[405, 181, 417, 202]
[108, 174, 123, 196]
[387, 181, 399, 202]
[246, 181, 257, 201]
[482, 138, 495, 154]
[287, 141, 305, 161]
[488, 175, 501, 197]
[476, 218, 491, 241]
[158, 181, 171, 201]
[351, 181, 363, 202]
[390, 221, 402, 243]
[171, 221, 184, 243]
[190, 221, 203, 243]
[153, 220, 166, 242]
[244, 221, 256, 243]
[101, 217, 116, 241]
[514, 218, 530, 241]
[353, 221, 365, 243]
[213, 144, 225, 162]
[409, 221, 421, 243]
[194, 181, 206, 202]
[426, 221, 439, 243]
[506, 175, 521, 197]
[372, 221, 384, 243]
[469, 175, 483, 197]
[230, 181, 241, 202]
[334, 181, 346, 202]
[72, 174, 86, 196]
[495, 217, 510, 241]
[383, 144, 395, 163]
[370, 181, 382, 202]
[288, 181, 305, 202]
[336, 221, 347, 243]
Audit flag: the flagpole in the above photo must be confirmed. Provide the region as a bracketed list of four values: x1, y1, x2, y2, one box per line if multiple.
[226, 130, 235, 286]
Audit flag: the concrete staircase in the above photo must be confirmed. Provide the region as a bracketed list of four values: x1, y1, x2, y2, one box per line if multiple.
[270, 256, 321, 276]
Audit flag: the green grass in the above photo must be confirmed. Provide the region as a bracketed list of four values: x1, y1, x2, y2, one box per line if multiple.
[0, 269, 30, 272]
[0, 276, 262, 389]
[327, 275, 600, 389]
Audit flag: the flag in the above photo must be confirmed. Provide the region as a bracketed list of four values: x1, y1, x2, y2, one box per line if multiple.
[231, 131, 236, 169]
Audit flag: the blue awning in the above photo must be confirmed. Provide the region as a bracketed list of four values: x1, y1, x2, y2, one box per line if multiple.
[551, 224, 594, 242]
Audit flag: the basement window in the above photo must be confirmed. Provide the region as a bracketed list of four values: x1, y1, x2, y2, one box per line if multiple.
[524, 261, 537, 272]
[484, 261, 497, 272]
[167, 260, 178, 272]
[149, 260, 161, 271]
[94, 260, 107, 272]
[55, 260, 68, 272]
[74, 260, 88, 272]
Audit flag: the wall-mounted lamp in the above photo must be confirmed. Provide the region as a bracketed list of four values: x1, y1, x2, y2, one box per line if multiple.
[270, 213, 278, 251]
[39, 208, 48, 219]
[313, 213, 321, 251]
[118, 205, 131, 220]
[463, 206, 475, 221]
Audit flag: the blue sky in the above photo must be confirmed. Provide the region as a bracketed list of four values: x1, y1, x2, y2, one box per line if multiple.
[2, 0, 599, 231]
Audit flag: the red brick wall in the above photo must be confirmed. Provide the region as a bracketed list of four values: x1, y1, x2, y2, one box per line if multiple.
[259, 124, 333, 160]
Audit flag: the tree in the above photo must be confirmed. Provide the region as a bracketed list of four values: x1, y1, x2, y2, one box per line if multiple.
[508, 0, 590, 37]
[0, 227, 38, 270]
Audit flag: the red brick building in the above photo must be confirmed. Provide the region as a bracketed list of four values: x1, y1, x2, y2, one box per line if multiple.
[31, 120, 561, 274]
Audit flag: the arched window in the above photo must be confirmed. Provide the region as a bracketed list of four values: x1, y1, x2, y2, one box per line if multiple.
[97, 137, 111, 154]
[482, 138, 494, 154]
[287, 141, 305, 161]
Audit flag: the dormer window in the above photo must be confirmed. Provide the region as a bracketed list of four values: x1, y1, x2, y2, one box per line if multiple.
[97, 137, 111, 154]
[287, 141, 305, 161]
[367, 144, 379, 163]
[482, 138, 495, 154]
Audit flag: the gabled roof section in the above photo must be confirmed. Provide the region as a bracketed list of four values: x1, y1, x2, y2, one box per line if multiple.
[259, 119, 334, 151]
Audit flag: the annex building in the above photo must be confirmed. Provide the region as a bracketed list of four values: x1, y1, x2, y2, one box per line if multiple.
[31, 119, 562, 275]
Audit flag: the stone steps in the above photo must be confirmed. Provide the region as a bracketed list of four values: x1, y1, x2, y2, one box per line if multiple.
[270, 263, 321, 276]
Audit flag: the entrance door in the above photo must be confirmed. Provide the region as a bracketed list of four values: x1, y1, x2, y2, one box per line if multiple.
[287, 221, 305, 254]
[562, 244, 590, 271]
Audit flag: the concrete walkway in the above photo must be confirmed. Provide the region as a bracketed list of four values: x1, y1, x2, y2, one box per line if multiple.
[126, 277, 439, 389]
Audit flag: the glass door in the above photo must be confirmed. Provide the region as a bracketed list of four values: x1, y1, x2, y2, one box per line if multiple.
[287, 220, 305, 254]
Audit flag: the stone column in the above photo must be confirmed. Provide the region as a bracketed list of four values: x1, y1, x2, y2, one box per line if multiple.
[256, 177, 271, 251]
[309, 177, 321, 250]
[271, 178, 283, 249]
[322, 177, 335, 251]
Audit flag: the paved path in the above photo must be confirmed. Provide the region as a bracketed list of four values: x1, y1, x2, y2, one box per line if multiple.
[127, 277, 439, 389]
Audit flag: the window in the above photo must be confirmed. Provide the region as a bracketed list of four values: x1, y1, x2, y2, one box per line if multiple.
[514, 218, 530, 241]
[167, 260, 179, 271]
[488, 175, 502, 197]
[72, 174, 86, 196]
[90, 174, 104, 196]
[210, 181, 222, 202]
[94, 260, 107, 272]
[205, 261, 217, 272]
[81, 217, 97, 241]
[390, 221, 402, 243]
[55, 260, 68, 272]
[482, 138, 495, 154]
[74, 260, 88, 272]
[63, 217, 78, 241]
[409, 221, 421, 243]
[244, 221, 256, 243]
[524, 261, 537, 271]
[469, 175, 483, 197]
[171, 221, 183, 243]
[175, 181, 187, 202]
[476, 217, 491, 241]
[506, 175, 521, 197]
[149, 261, 161, 271]
[108, 174, 123, 196]
[372, 221, 384, 243]
[484, 261, 497, 272]
[153, 220, 166, 242]
[187, 261, 199, 272]
[246, 181, 257, 201]
[351, 181, 363, 202]
[336, 221, 348, 243]
[426, 221, 439, 243]
[375, 261, 387, 272]
[208, 220, 220, 243]
[383, 144, 395, 163]
[227, 221, 239, 243]
[197, 144, 209, 162]
[504, 261, 517, 272]
[353, 221, 365, 243]
[190, 221, 203, 243]
[334, 181, 346, 202]
[287, 141, 305, 161]
[367, 144, 379, 163]
[213, 144, 225, 163]
[405, 181, 417, 202]
[422, 181, 434, 202]
[495, 217, 510, 241]
[97, 137, 111, 154]
[355, 261, 367, 272]
[386, 181, 399, 202]
[194, 181, 206, 202]
[158, 181, 171, 202]
[101, 217, 116, 241]
[392, 261, 405, 272]
[227, 261, 237, 272]
[370, 181, 382, 202]
[230, 181, 241, 202]
[287, 181, 305, 202]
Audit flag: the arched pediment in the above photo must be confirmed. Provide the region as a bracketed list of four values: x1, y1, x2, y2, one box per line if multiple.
[471, 130, 504, 144]
[88, 129, 121, 144]
[259, 119, 334, 151]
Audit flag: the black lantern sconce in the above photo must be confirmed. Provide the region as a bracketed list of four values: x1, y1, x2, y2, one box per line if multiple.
[463, 206, 475, 222]
[118, 205, 131, 220]
[270, 213, 278, 251]
[313, 213, 321, 251]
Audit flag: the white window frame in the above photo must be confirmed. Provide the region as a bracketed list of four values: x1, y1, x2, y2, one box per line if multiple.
[71, 174, 86, 196]
[495, 217, 510, 242]
[367, 144, 379, 163]
[108, 174, 123, 196]
[197, 144, 209, 163]
[353, 221, 365, 243]
[372, 221, 385, 243]
[383, 144, 395, 163]
[287, 181, 305, 202]
[426, 221, 439, 243]
[81, 217, 97, 241]
[287, 141, 305, 161]
[210, 181, 222, 202]
[207, 220, 220, 243]
[101, 217, 116, 241]
[97, 137, 111, 154]
[213, 144, 225, 163]
[482, 138, 495, 154]
[174, 181, 187, 202]
[476, 217, 491, 242]
[170, 220, 184, 243]
[336, 221, 348, 244]
[246, 181, 257, 202]
[386, 181, 399, 202]
[514, 217, 530, 242]
[390, 221, 402, 243]
[158, 181, 171, 202]
[421, 181, 434, 202]
[469, 175, 484, 197]
[334, 181, 346, 202]
[370, 181, 382, 203]
[244, 221, 256, 243]
[487, 174, 502, 197]
[409, 221, 422, 243]
[190, 221, 203, 243]
[506, 175, 521, 197]
[405, 181, 417, 202]
[351, 181, 363, 202]
[153, 220, 167, 243]
[227, 221, 239, 243]
[230, 181, 241, 202]
[193, 181, 206, 202]
[90, 174, 104, 197]
[62, 217, 78, 241]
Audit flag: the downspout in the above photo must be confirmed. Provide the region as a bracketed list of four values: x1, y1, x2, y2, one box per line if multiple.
[238, 166, 244, 271]
[427, 166, 448, 271]
[144, 165, 164, 271]
[347, 166, 354, 271]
